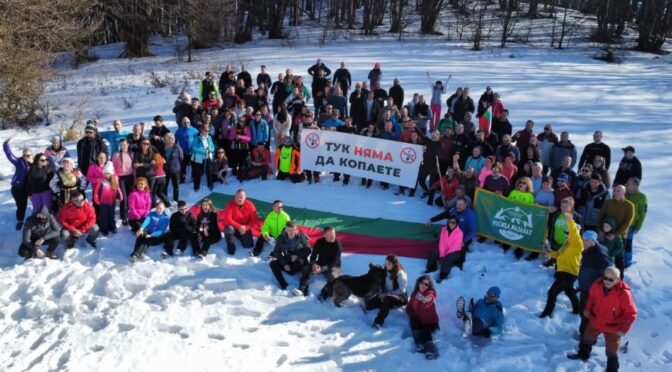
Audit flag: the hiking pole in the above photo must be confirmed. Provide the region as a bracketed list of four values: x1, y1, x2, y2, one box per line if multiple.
[435, 156, 446, 206]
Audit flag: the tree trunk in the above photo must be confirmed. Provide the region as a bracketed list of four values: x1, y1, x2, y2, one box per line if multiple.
[420, 0, 444, 34]
[389, 0, 405, 32]
[636, 0, 672, 52]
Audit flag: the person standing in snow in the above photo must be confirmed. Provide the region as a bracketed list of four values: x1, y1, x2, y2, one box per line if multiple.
[93, 162, 122, 236]
[576, 229, 611, 337]
[367, 62, 383, 90]
[77, 124, 108, 176]
[332, 61, 351, 97]
[456, 286, 504, 338]
[4, 138, 33, 230]
[26, 152, 55, 215]
[624, 177, 646, 268]
[539, 212, 582, 318]
[579, 130, 611, 171]
[366, 254, 408, 329]
[614, 146, 642, 187]
[568, 267, 637, 372]
[406, 275, 440, 359]
[426, 73, 449, 131]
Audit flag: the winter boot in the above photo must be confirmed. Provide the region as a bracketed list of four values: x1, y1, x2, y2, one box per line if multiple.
[366, 179, 372, 188]
[456, 296, 466, 319]
[424, 341, 436, 360]
[412, 331, 424, 352]
[567, 341, 592, 361]
[542, 258, 556, 268]
[606, 354, 619, 372]
[525, 252, 540, 261]
[514, 248, 524, 259]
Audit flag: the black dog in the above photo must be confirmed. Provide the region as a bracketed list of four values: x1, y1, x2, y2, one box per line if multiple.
[331, 264, 387, 307]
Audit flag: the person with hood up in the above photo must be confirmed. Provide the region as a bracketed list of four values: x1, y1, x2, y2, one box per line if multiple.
[19, 206, 61, 260]
[406, 274, 440, 360]
[599, 218, 624, 278]
[568, 267, 637, 372]
[93, 162, 122, 235]
[425, 215, 464, 283]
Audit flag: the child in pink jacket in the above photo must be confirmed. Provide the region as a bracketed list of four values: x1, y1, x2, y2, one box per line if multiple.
[425, 215, 464, 283]
[127, 176, 152, 232]
[93, 163, 123, 235]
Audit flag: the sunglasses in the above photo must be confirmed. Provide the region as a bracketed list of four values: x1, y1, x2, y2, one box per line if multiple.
[603, 276, 618, 282]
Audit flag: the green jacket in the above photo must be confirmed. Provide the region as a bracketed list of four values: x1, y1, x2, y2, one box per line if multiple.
[626, 190, 647, 231]
[261, 210, 291, 239]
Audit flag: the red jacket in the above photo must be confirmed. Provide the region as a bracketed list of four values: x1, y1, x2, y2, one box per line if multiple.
[432, 176, 459, 200]
[585, 279, 637, 334]
[222, 199, 260, 230]
[58, 200, 96, 233]
[406, 289, 439, 325]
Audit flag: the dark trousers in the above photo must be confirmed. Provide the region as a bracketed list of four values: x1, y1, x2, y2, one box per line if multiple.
[132, 235, 167, 258]
[118, 174, 134, 221]
[98, 203, 117, 234]
[195, 234, 222, 256]
[457, 239, 472, 268]
[61, 226, 99, 247]
[164, 172, 180, 202]
[366, 295, 407, 326]
[11, 186, 28, 222]
[152, 176, 170, 205]
[165, 230, 198, 255]
[18, 238, 59, 258]
[180, 154, 191, 182]
[624, 227, 635, 266]
[417, 165, 439, 194]
[541, 271, 579, 316]
[426, 248, 461, 279]
[224, 227, 254, 254]
[277, 172, 302, 183]
[300, 264, 340, 297]
[129, 218, 144, 233]
[409, 316, 438, 343]
[230, 149, 249, 175]
[192, 159, 213, 190]
[579, 291, 589, 337]
[269, 258, 305, 288]
[614, 254, 625, 279]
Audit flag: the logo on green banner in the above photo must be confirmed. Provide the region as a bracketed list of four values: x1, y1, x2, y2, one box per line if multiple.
[474, 188, 549, 252]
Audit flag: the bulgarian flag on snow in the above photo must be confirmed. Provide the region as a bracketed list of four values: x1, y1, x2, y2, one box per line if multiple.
[479, 106, 492, 133]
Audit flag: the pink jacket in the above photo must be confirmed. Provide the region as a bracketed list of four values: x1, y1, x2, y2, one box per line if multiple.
[86, 163, 105, 192]
[93, 178, 123, 205]
[479, 168, 493, 187]
[438, 226, 464, 258]
[128, 190, 151, 221]
[112, 152, 134, 177]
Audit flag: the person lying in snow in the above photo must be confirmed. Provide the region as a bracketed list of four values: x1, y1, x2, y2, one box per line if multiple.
[456, 286, 504, 338]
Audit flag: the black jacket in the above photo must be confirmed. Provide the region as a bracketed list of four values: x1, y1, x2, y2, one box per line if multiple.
[238, 71, 253, 87]
[309, 237, 342, 268]
[308, 63, 331, 78]
[272, 231, 312, 266]
[614, 156, 642, 186]
[332, 68, 351, 93]
[388, 85, 404, 109]
[170, 211, 197, 235]
[197, 211, 222, 243]
[579, 142, 611, 170]
[77, 137, 108, 175]
[578, 243, 611, 292]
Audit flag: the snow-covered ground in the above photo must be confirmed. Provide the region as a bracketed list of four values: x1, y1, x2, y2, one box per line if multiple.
[1, 37, 671, 371]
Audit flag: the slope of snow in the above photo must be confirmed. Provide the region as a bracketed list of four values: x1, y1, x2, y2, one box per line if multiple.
[1, 37, 671, 371]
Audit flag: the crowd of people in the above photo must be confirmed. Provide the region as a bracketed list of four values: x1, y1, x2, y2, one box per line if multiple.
[3, 60, 644, 368]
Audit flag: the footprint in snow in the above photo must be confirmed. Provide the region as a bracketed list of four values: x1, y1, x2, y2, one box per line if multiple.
[246, 327, 259, 333]
[233, 343, 250, 349]
[276, 354, 288, 366]
[208, 334, 226, 341]
[275, 341, 289, 347]
[204, 316, 220, 324]
[118, 323, 135, 332]
[90, 345, 105, 352]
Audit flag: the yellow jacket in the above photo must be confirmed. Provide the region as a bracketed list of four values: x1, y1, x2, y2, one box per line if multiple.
[555, 219, 583, 276]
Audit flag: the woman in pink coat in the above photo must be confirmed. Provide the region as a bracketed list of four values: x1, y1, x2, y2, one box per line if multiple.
[93, 162, 123, 235]
[425, 215, 464, 283]
[127, 177, 152, 232]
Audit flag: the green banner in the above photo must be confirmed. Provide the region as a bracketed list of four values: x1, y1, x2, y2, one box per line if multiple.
[474, 188, 549, 252]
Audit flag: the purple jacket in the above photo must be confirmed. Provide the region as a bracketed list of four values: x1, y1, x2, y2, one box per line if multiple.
[4, 142, 30, 188]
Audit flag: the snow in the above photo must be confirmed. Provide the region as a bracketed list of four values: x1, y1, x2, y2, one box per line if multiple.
[1, 36, 672, 371]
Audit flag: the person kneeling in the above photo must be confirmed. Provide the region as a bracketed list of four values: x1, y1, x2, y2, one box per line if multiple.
[425, 216, 463, 283]
[164, 200, 198, 257]
[456, 286, 504, 338]
[407, 274, 439, 359]
[19, 206, 61, 260]
[269, 222, 312, 290]
[130, 201, 169, 262]
[366, 254, 408, 329]
[58, 190, 99, 250]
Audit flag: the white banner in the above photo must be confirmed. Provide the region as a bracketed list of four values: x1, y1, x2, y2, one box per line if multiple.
[300, 129, 423, 188]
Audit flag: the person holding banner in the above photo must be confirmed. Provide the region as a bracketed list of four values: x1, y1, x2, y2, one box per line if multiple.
[507, 177, 535, 259]
[539, 211, 582, 318]
[483, 163, 510, 196]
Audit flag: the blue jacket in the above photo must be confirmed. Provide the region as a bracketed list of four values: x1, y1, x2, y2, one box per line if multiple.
[140, 210, 170, 237]
[250, 118, 270, 145]
[191, 135, 215, 164]
[4, 142, 30, 188]
[175, 127, 198, 154]
[322, 118, 344, 129]
[162, 145, 184, 174]
[465, 156, 485, 174]
[101, 130, 130, 155]
[578, 243, 611, 292]
[474, 298, 504, 336]
[449, 206, 477, 242]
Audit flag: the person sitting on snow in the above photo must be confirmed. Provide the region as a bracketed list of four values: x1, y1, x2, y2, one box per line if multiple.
[19, 206, 61, 260]
[253, 200, 290, 257]
[269, 221, 312, 290]
[456, 286, 504, 338]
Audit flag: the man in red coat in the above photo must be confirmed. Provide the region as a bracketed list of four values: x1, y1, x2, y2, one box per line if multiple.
[58, 190, 100, 249]
[222, 188, 261, 254]
[568, 266, 637, 372]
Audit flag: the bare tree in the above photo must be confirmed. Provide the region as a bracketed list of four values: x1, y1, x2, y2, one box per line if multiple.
[471, 2, 488, 50]
[637, 0, 672, 52]
[0, 0, 96, 127]
[500, 0, 519, 47]
[390, 0, 406, 33]
[421, 0, 445, 34]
